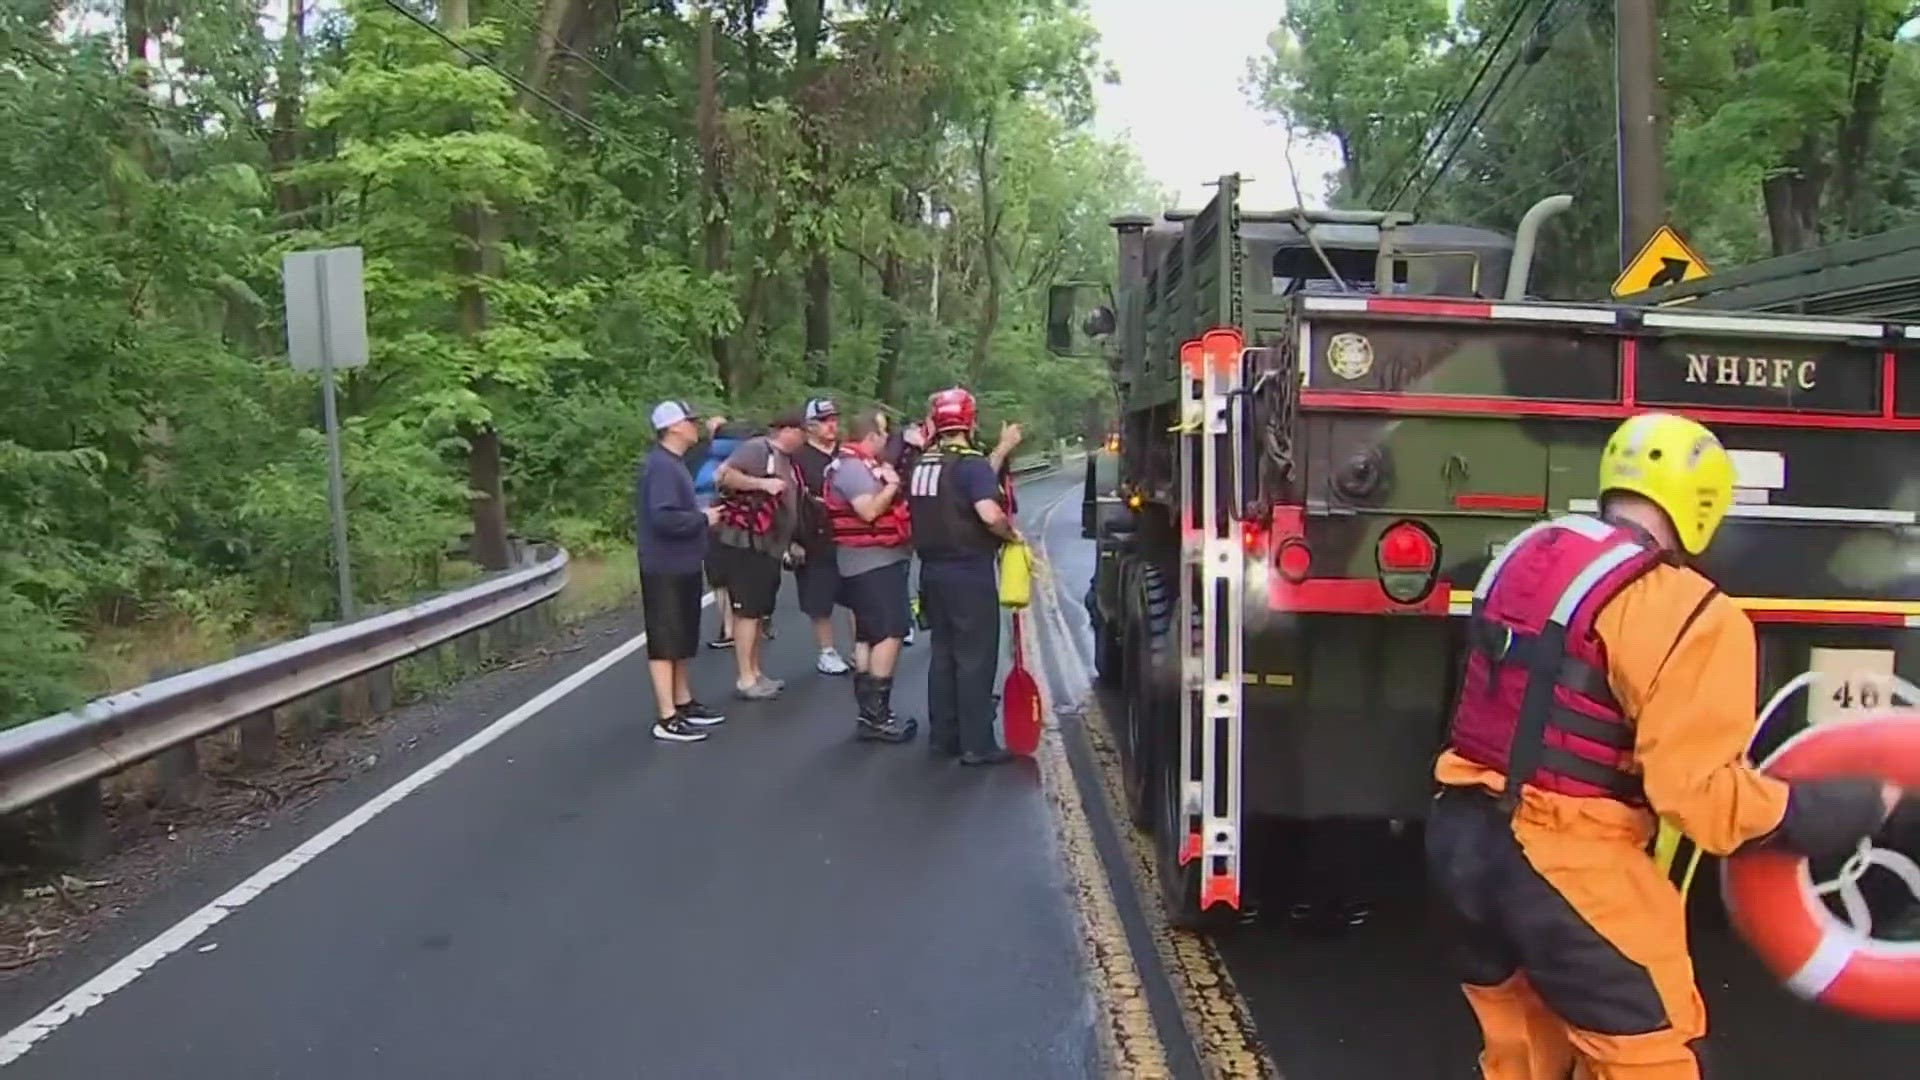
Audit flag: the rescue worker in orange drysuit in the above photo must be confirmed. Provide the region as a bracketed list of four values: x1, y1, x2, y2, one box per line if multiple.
[1426, 411, 1904, 1079]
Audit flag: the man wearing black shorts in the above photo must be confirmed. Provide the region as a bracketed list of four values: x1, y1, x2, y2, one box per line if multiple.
[794, 397, 851, 676]
[823, 410, 916, 742]
[635, 400, 728, 743]
[712, 410, 806, 699]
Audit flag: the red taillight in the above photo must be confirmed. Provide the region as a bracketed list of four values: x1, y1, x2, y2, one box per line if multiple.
[1376, 521, 1439, 604]
[1378, 523, 1437, 572]
[1242, 520, 1268, 556]
[1276, 539, 1312, 582]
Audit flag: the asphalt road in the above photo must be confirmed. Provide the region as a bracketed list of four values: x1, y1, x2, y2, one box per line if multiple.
[0, 471, 1105, 1079]
[1026, 475, 1920, 1079]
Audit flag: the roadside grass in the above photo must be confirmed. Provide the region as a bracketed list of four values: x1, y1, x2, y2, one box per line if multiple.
[70, 547, 642, 712]
[553, 546, 640, 625]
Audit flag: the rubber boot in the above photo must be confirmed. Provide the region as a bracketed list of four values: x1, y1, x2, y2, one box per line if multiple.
[854, 672, 895, 741]
[869, 675, 916, 743]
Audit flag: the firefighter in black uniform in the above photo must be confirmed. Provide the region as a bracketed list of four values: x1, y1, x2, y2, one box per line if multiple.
[908, 388, 1020, 766]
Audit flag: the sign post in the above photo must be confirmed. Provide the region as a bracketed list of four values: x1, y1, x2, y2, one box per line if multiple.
[1612, 224, 1713, 298]
[283, 247, 370, 622]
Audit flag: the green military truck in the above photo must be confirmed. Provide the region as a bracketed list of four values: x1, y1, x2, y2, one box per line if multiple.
[1050, 174, 1920, 928]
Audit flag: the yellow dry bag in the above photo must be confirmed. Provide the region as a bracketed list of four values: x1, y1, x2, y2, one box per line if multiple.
[998, 541, 1033, 609]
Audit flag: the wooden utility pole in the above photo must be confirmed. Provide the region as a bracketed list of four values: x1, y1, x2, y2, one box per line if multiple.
[1614, 0, 1667, 270]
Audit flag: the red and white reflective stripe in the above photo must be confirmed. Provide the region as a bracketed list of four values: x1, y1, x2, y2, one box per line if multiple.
[1298, 295, 1613, 324]
[1565, 498, 1916, 526]
[1299, 294, 1904, 340]
[1641, 309, 1884, 340]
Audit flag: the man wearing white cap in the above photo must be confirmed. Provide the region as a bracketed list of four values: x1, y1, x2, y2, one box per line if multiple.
[634, 400, 728, 743]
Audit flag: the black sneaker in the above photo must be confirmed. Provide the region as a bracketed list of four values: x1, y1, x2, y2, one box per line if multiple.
[707, 635, 734, 650]
[959, 748, 1015, 767]
[652, 715, 709, 743]
[679, 700, 726, 727]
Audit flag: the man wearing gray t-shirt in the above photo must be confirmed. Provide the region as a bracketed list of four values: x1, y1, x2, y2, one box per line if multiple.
[822, 411, 916, 743]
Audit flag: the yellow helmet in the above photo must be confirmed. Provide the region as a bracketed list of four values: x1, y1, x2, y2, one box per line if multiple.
[1597, 412, 1734, 556]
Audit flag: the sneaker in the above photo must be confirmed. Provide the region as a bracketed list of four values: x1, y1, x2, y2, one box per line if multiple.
[679, 700, 726, 727]
[959, 748, 1015, 767]
[735, 676, 782, 701]
[707, 634, 734, 650]
[902, 624, 916, 647]
[817, 648, 851, 676]
[652, 716, 709, 743]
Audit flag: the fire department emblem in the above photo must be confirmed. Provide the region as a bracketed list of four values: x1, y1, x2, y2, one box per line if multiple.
[1326, 332, 1374, 381]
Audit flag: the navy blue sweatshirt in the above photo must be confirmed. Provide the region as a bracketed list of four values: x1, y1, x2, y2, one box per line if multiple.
[635, 443, 709, 575]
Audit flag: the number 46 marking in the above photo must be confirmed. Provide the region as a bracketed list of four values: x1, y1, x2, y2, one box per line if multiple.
[1832, 679, 1884, 710]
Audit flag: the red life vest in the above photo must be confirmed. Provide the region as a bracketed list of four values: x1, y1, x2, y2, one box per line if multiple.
[824, 445, 911, 548]
[1444, 514, 1671, 806]
[714, 445, 802, 537]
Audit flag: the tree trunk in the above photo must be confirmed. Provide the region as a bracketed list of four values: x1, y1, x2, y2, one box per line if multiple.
[697, 8, 735, 394]
[1763, 139, 1826, 257]
[445, 0, 511, 570]
[969, 109, 1000, 379]
[792, 0, 832, 385]
[804, 250, 832, 384]
[875, 189, 910, 404]
[267, 0, 305, 219]
[523, 0, 579, 101]
[1830, 9, 1891, 237]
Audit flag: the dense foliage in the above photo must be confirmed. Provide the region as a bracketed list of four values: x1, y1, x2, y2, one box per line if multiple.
[0, 0, 1160, 726]
[1253, 0, 1920, 298]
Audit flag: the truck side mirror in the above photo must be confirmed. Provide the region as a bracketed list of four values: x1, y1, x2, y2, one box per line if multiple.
[1046, 282, 1114, 356]
[1046, 284, 1078, 355]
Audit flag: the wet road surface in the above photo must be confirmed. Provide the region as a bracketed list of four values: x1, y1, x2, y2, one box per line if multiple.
[1025, 474, 1920, 1079]
[0, 472, 1106, 1079]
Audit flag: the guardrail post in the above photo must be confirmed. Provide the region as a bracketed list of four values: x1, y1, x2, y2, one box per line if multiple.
[50, 780, 111, 863]
[456, 627, 485, 668]
[238, 711, 278, 768]
[149, 664, 204, 806]
[368, 663, 395, 716]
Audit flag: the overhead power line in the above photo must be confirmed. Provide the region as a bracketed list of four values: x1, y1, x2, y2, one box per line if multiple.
[1409, 0, 1565, 215]
[1380, 0, 1544, 213]
[1362, 3, 1510, 209]
[377, 0, 633, 152]
[491, 0, 641, 104]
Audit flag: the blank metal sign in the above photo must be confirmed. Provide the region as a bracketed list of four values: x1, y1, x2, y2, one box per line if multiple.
[283, 246, 369, 371]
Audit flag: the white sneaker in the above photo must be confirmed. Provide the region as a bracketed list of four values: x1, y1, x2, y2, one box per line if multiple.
[817, 648, 851, 676]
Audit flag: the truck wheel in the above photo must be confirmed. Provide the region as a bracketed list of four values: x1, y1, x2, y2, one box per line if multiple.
[1154, 730, 1230, 930]
[1121, 620, 1157, 831]
[1143, 571, 1230, 931]
[1123, 566, 1174, 832]
[1093, 617, 1123, 689]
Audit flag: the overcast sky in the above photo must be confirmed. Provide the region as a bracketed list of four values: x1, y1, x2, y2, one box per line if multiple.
[1086, 0, 1342, 213]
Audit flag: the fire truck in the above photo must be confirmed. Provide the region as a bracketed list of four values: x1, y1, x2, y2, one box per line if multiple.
[1052, 174, 1920, 927]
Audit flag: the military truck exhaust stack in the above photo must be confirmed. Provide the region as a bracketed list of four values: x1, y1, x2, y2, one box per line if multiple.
[1058, 174, 1920, 927]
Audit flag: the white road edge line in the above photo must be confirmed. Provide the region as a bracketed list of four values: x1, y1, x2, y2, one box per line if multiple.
[0, 594, 714, 1069]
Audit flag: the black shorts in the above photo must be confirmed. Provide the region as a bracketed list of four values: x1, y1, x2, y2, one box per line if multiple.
[718, 545, 782, 618]
[640, 571, 705, 661]
[795, 557, 840, 619]
[841, 561, 911, 644]
[703, 546, 730, 592]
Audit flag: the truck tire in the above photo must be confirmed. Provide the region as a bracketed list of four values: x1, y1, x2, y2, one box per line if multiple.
[1122, 566, 1174, 831]
[1154, 728, 1233, 931]
[1139, 567, 1232, 931]
[1090, 578, 1122, 689]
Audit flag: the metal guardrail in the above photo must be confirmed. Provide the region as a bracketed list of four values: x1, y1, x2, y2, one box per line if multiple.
[0, 546, 570, 816]
[0, 452, 1076, 826]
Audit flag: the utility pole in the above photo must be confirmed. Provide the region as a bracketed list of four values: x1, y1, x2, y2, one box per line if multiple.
[1615, 0, 1667, 270]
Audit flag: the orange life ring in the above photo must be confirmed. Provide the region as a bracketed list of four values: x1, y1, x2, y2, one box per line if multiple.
[1722, 709, 1920, 1023]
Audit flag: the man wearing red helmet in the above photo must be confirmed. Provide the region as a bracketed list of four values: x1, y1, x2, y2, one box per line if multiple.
[907, 387, 1024, 765]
